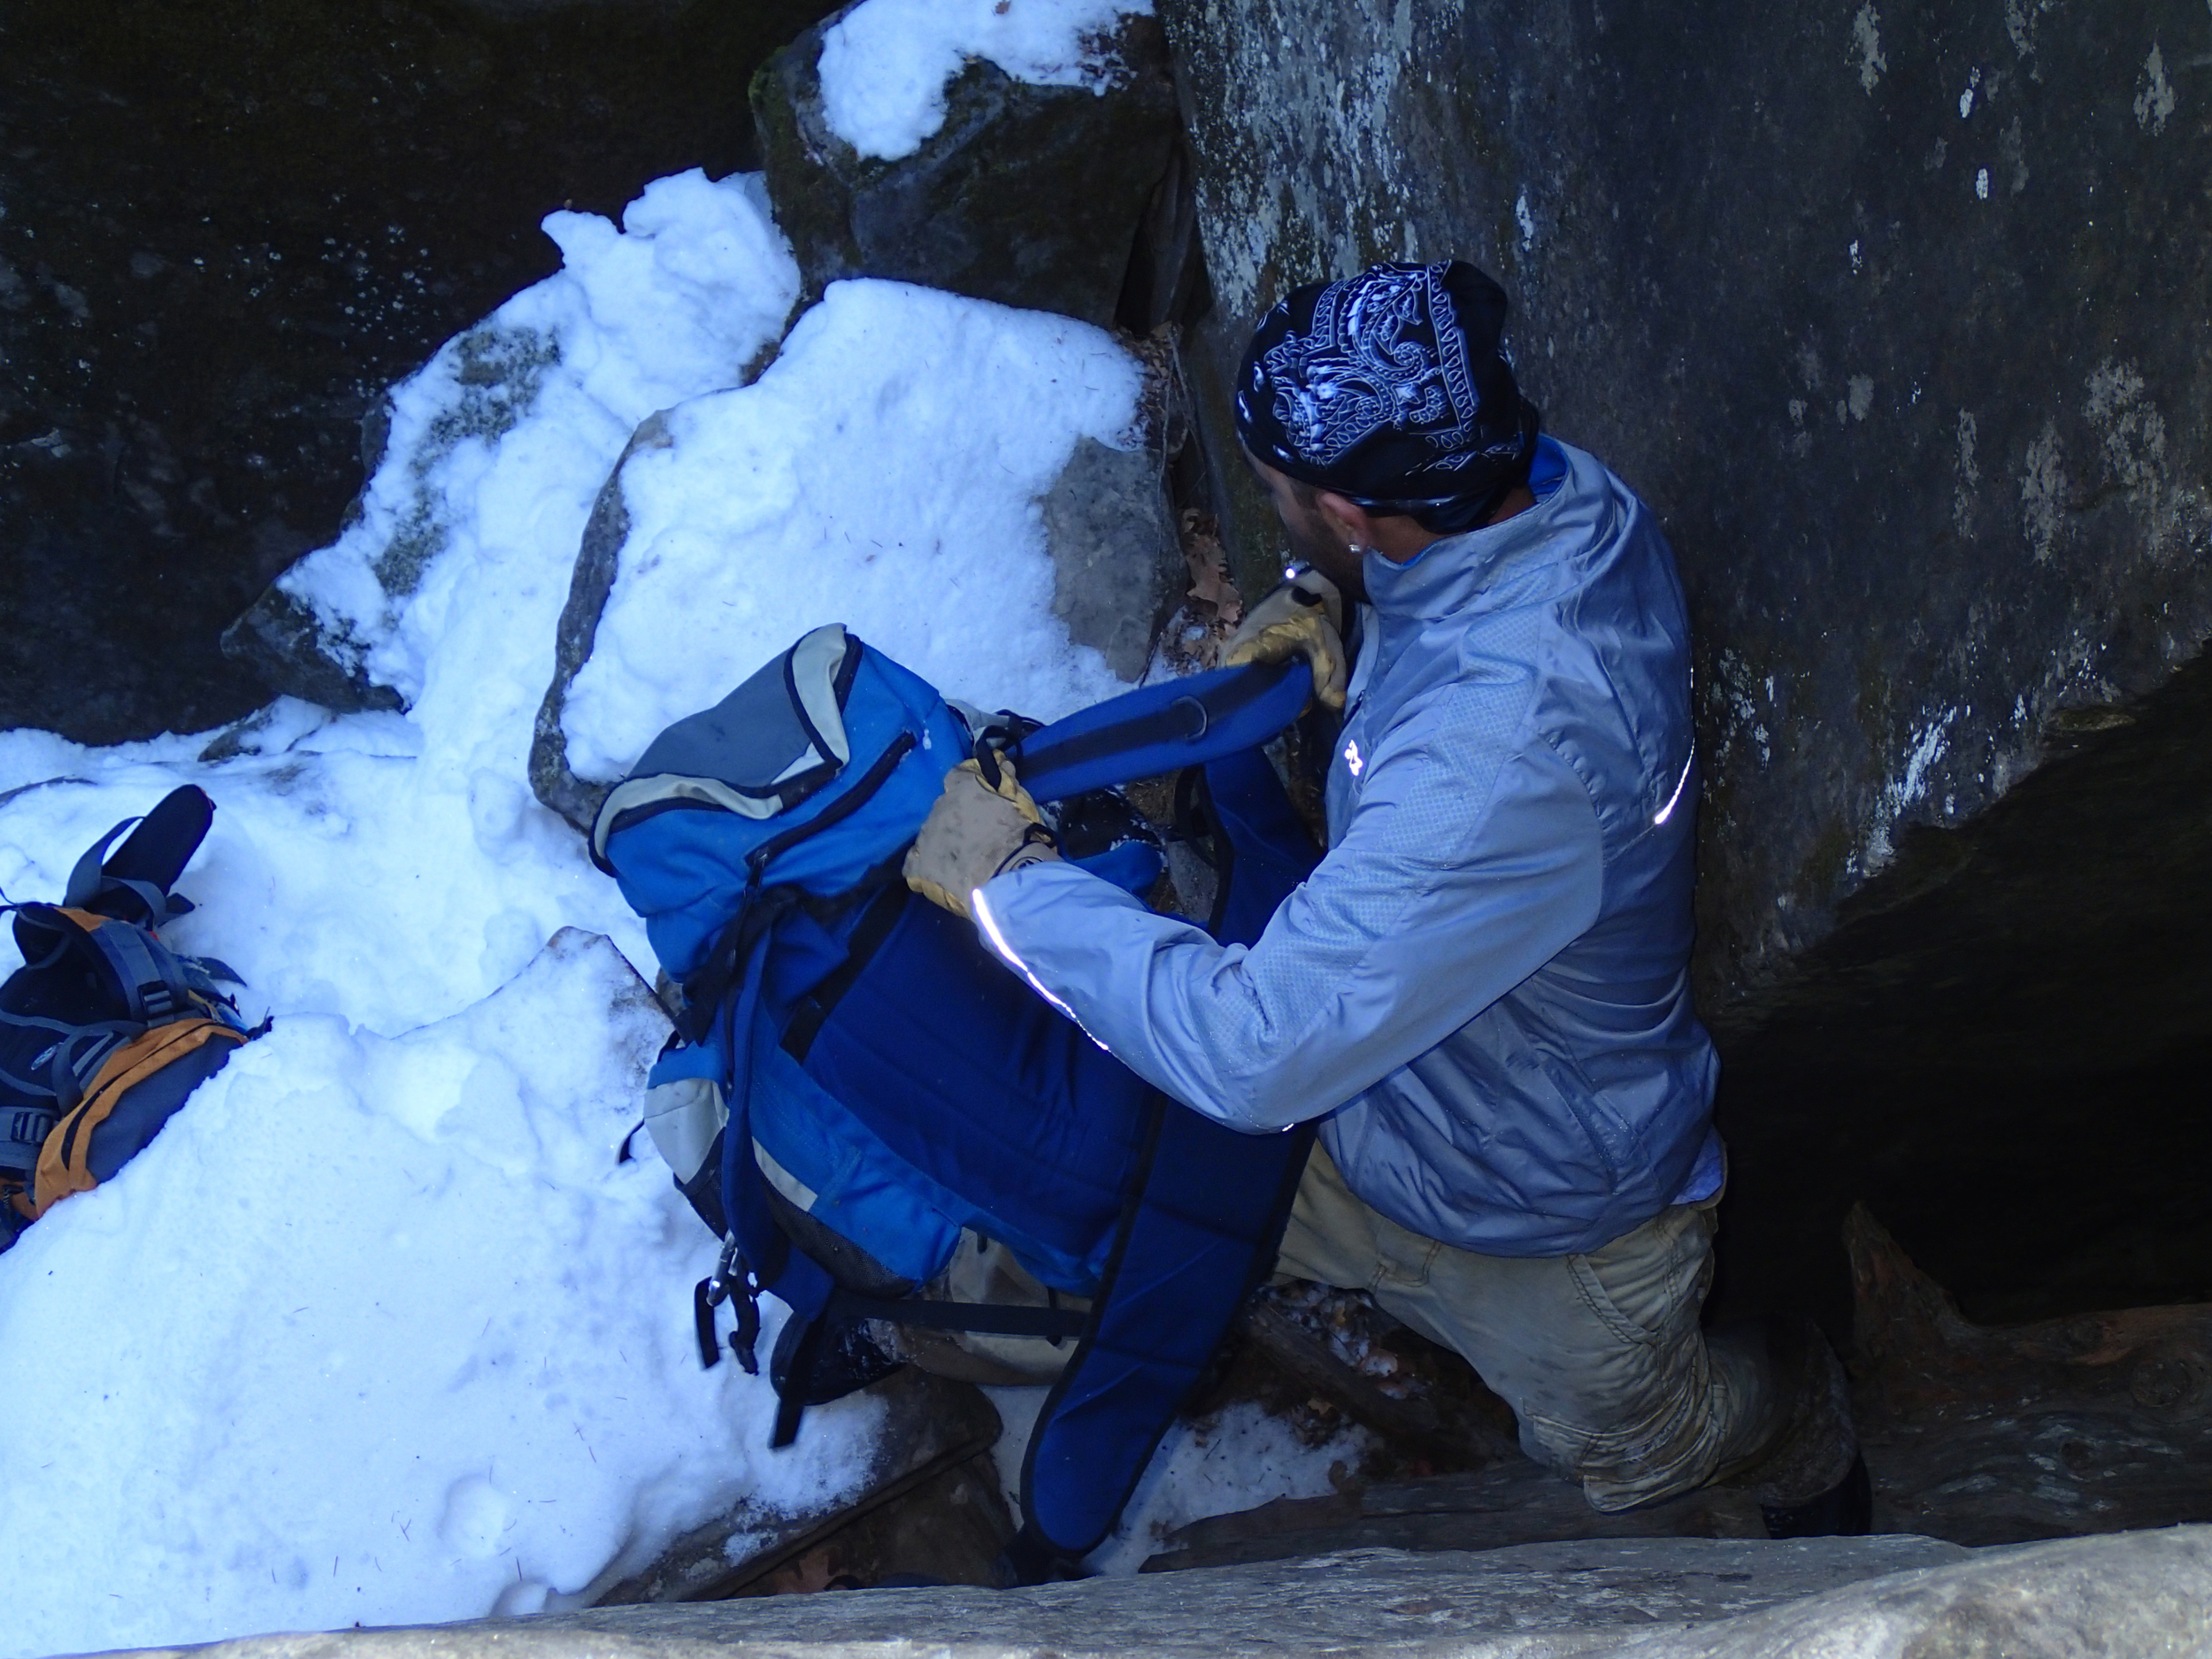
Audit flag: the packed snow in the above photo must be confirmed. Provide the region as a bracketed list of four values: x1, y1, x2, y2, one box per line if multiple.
[560, 279, 1136, 780]
[818, 0, 1156, 161]
[0, 9, 1353, 1648]
[0, 933, 879, 1652]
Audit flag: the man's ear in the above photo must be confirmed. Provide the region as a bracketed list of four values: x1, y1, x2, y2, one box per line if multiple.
[1314, 491, 1379, 548]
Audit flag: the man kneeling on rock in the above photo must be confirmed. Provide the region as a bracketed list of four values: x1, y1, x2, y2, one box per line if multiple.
[904, 260, 1867, 1534]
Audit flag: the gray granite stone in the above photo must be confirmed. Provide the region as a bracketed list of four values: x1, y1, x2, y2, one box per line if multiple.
[1041, 436, 1181, 683]
[81, 1530, 2212, 1657]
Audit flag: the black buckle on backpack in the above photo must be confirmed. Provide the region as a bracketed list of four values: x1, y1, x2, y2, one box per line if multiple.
[2, 1106, 58, 1169]
[694, 1235, 762, 1375]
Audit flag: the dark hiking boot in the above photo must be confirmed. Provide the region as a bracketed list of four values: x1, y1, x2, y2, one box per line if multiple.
[1710, 1314, 1870, 1537]
[1761, 1451, 1873, 1538]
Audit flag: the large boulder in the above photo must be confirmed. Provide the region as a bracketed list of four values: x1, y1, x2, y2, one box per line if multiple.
[224, 323, 561, 714]
[216, 169, 805, 729]
[1155, 0, 2212, 1323]
[751, 8, 1180, 328]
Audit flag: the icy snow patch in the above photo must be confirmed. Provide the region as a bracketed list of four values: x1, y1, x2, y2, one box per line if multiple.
[0, 933, 879, 1659]
[981, 1389, 1372, 1577]
[559, 278, 1139, 782]
[1091, 1401, 1371, 1575]
[275, 169, 799, 708]
[818, 0, 1154, 162]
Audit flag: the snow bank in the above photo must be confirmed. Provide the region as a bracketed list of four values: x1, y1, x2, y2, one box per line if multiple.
[819, 0, 1156, 161]
[0, 933, 878, 1658]
[0, 173, 834, 1658]
[559, 279, 1138, 782]
[0, 123, 1284, 1659]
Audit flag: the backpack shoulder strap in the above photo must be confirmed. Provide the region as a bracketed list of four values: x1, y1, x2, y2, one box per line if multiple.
[1012, 659, 1313, 804]
[61, 786, 216, 928]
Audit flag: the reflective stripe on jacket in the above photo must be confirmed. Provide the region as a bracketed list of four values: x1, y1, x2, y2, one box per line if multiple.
[975, 437, 1718, 1257]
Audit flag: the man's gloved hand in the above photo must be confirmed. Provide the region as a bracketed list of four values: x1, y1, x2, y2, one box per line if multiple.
[1222, 565, 1348, 710]
[902, 757, 1060, 919]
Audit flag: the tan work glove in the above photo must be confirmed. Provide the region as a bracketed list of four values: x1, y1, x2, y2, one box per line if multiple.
[902, 757, 1060, 919]
[1222, 565, 1348, 710]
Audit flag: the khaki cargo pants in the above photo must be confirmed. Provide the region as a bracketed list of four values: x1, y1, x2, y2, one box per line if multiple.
[1276, 1146, 1772, 1510]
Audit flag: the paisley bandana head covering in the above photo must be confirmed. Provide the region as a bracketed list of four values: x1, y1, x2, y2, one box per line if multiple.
[1235, 261, 1540, 532]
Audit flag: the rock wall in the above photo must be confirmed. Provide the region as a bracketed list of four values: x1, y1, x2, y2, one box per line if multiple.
[1156, 0, 2212, 1017]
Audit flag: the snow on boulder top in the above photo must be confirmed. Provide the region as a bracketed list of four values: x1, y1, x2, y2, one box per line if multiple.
[276, 169, 799, 711]
[558, 278, 1141, 784]
[818, 0, 1156, 162]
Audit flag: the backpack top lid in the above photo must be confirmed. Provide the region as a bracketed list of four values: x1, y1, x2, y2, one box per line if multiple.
[591, 626, 972, 983]
[592, 625, 862, 866]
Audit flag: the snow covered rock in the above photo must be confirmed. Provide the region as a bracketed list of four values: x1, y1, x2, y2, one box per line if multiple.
[223, 171, 801, 719]
[528, 278, 1154, 830]
[753, 3, 1178, 329]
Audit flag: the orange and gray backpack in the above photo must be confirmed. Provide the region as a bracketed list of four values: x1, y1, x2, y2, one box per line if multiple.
[1, 787, 252, 1249]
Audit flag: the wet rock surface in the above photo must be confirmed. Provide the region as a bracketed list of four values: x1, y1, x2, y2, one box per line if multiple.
[0, 0, 838, 744]
[751, 11, 1179, 328]
[1846, 1203, 2212, 1544]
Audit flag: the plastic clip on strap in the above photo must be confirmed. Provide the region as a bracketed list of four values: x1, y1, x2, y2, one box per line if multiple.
[0, 1104, 59, 1173]
[694, 1233, 763, 1375]
[86, 925, 193, 1023]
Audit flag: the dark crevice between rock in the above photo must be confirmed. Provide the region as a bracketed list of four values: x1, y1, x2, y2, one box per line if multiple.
[1709, 641, 2212, 1333]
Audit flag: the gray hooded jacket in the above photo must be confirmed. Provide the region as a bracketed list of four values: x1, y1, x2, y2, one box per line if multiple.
[974, 437, 1718, 1257]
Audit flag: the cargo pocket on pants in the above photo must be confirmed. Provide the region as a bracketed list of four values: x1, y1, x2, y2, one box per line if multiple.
[1567, 1205, 1715, 1351]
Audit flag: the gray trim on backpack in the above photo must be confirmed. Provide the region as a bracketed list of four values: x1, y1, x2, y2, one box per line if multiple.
[591, 625, 856, 864]
[641, 1074, 728, 1188]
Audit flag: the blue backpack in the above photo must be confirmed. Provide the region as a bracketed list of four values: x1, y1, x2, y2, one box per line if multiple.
[2, 787, 252, 1248]
[591, 626, 1320, 1577]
